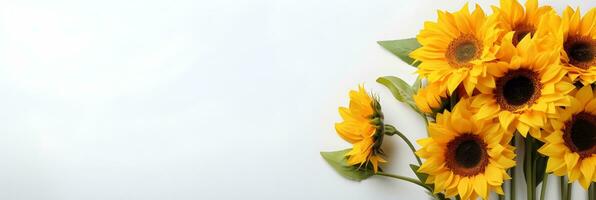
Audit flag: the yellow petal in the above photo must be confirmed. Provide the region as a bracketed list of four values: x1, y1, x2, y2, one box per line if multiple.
[498, 111, 515, 130]
[458, 177, 472, 200]
[564, 153, 580, 169]
[485, 164, 503, 185]
[575, 85, 594, 106]
[473, 174, 488, 200]
[580, 158, 595, 185]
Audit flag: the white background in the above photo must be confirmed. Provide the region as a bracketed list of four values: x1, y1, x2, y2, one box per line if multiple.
[0, 0, 593, 199]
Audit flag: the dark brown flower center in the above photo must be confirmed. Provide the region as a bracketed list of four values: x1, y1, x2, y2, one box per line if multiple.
[445, 134, 488, 176]
[495, 69, 542, 111]
[446, 35, 482, 68]
[512, 24, 535, 46]
[564, 36, 595, 69]
[563, 112, 596, 158]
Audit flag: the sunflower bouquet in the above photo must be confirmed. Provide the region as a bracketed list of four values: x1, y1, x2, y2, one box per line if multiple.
[320, 1, 595, 200]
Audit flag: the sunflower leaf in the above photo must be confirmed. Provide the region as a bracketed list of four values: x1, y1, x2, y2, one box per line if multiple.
[412, 76, 422, 93]
[533, 140, 547, 186]
[377, 76, 419, 112]
[409, 164, 429, 183]
[320, 149, 375, 181]
[377, 38, 421, 67]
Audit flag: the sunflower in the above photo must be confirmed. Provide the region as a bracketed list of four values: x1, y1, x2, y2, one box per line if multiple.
[410, 3, 500, 97]
[335, 85, 386, 172]
[414, 80, 448, 113]
[416, 99, 515, 200]
[538, 85, 596, 189]
[559, 7, 596, 85]
[472, 32, 574, 138]
[491, 0, 554, 46]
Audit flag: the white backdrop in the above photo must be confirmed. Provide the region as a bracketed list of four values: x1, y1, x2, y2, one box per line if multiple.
[0, 0, 593, 199]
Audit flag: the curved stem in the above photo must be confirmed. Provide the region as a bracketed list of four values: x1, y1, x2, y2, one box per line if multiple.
[385, 125, 422, 165]
[396, 132, 422, 165]
[539, 173, 548, 200]
[376, 172, 430, 192]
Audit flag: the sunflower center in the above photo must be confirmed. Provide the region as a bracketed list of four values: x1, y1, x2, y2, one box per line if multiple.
[455, 140, 482, 168]
[564, 36, 595, 69]
[495, 69, 542, 111]
[564, 112, 596, 158]
[446, 35, 482, 68]
[512, 24, 535, 46]
[445, 134, 488, 176]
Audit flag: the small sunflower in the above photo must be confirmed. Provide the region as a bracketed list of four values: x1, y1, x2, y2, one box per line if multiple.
[416, 99, 515, 200]
[411, 3, 500, 97]
[335, 85, 386, 172]
[490, 0, 554, 46]
[559, 7, 596, 85]
[472, 32, 574, 138]
[414, 80, 448, 113]
[538, 86, 596, 189]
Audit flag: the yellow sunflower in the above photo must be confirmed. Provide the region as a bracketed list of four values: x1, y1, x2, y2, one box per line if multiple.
[416, 99, 515, 200]
[411, 3, 500, 97]
[559, 7, 596, 85]
[414, 80, 448, 113]
[335, 85, 386, 172]
[472, 32, 574, 138]
[538, 85, 596, 189]
[491, 0, 554, 46]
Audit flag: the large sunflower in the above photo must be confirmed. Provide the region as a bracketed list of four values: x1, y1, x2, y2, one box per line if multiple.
[559, 7, 596, 85]
[335, 85, 386, 172]
[490, 0, 554, 46]
[538, 86, 596, 189]
[411, 3, 500, 97]
[416, 99, 515, 200]
[472, 32, 574, 138]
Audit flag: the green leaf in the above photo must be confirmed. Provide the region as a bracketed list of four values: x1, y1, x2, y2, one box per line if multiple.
[377, 38, 421, 67]
[320, 149, 374, 181]
[409, 164, 429, 183]
[377, 76, 419, 112]
[533, 140, 547, 186]
[412, 76, 422, 93]
[534, 154, 548, 186]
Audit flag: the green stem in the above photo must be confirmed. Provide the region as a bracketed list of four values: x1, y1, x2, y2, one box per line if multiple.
[387, 125, 422, 165]
[510, 134, 517, 200]
[531, 145, 537, 200]
[498, 195, 504, 200]
[525, 137, 535, 200]
[539, 173, 548, 200]
[560, 176, 566, 200]
[589, 183, 595, 200]
[376, 172, 430, 192]
[589, 183, 593, 200]
[566, 182, 572, 200]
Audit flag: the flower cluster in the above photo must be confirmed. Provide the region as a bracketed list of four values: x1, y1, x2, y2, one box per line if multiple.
[322, 1, 594, 200]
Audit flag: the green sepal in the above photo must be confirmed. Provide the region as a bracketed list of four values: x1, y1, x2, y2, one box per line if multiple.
[377, 38, 421, 67]
[376, 76, 419, 113]
[383, 124, 398, 136]
[320, 149, 375, 181]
